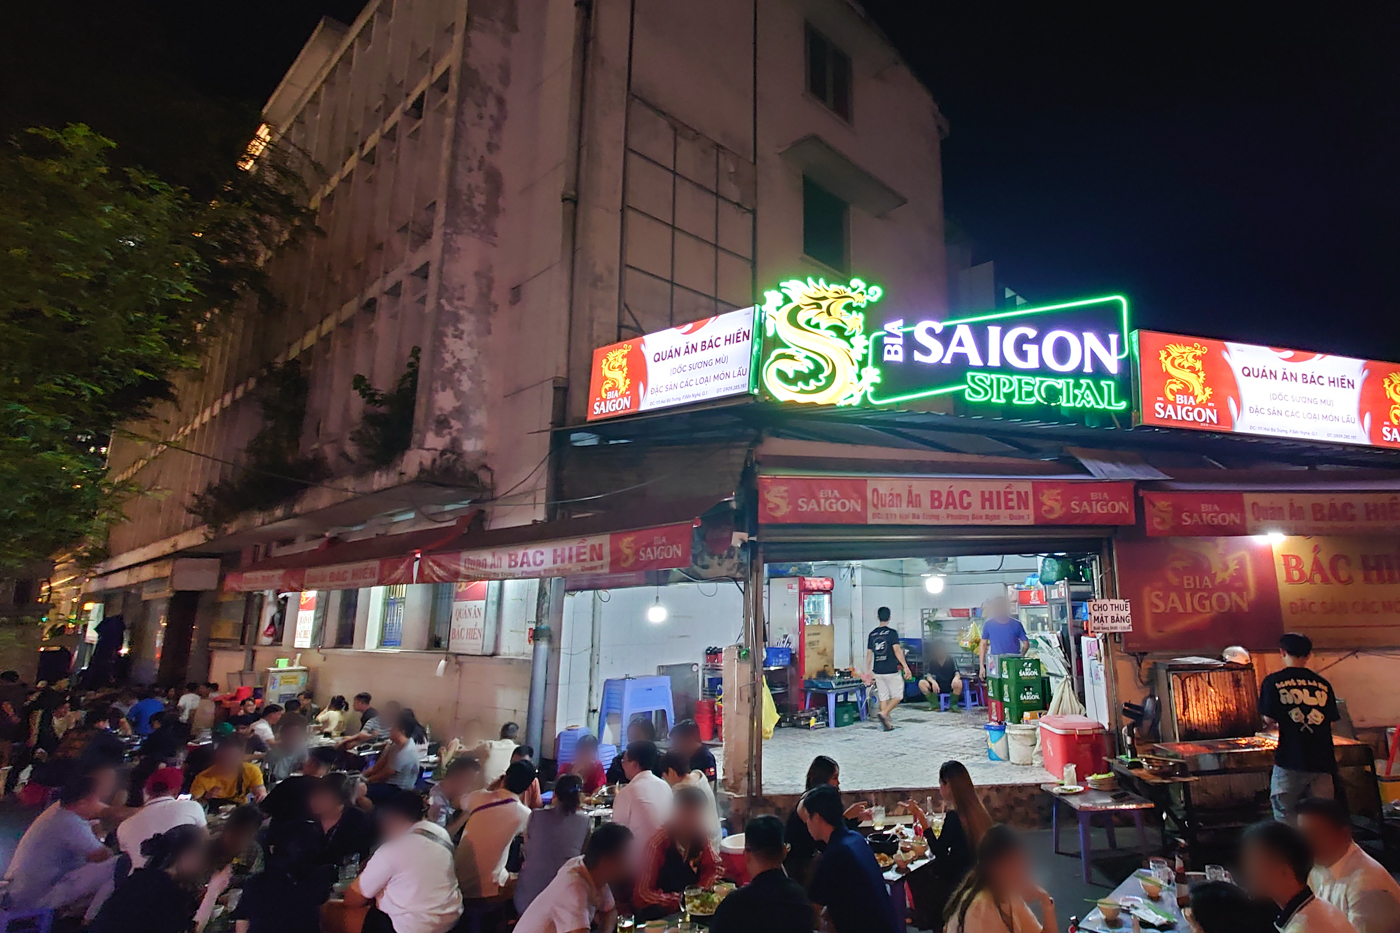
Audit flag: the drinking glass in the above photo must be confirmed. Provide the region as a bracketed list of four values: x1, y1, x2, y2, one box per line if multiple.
[871, 805, 886, 831]
[617, 916, 635, 931]
[1205, 865, 1228, 883]
[683, 887, 704, 921]
[929, 811, 946, 839]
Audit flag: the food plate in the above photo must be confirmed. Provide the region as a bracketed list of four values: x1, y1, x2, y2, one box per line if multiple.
[1051, 784, 1086, 795]
[875, 853, 896, 869]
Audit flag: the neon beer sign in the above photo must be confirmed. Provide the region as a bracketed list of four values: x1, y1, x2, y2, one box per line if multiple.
[760, 279, 1130, 423]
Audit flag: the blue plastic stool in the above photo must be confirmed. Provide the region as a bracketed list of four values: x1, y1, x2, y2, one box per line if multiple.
[0, 907, 54, 933]
[597, 676, 675, 743]
[939, 693, 952, 711]
[963, 677, 986, 710]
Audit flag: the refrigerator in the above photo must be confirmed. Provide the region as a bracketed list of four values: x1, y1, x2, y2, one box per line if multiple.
[797, 577, 834, 679]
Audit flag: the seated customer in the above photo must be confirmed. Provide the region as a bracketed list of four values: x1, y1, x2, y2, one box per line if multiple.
[944, 824, 1057, 933]
[633, 785, 722, 920]
[515, 823, 632, 933]
[191, 735, 266, 804]
[918, 640, 963, 711]
[611, 740, 672, 872]
[259, 745, 339, 831]
[90, 825, 232, 933]
[1241, 820, 1354, 933]
[117, 766, 208, 868]
[0, 767, 116, 913]
[231, 821, 334, 933]
[1298, 797, 1400, 933]
[710, 814, 813, 933]
[799, 785, 901, 933]
[338, 699, 400, 749]
[250, 704, 283, 747]
[514, 774, 592, 914]
[262, 713, 309, 785]
[465, 721, 520, 786]
[1190, 881, 1277, 933]
[428, 756, 484, 835]
[669, 719, 717, 786]
[562, 733, 607, 794]
[307, 773, 378, 874]
[902, 759, 994, 927]
[660, 750, 721, 844]
[315, 695, 350, 737]
[207, 804, 266, 886]
[784, 755, 870, 886]
[344, 790, 463, 933]
[489, 744, 543, 809]
[606, 717, 657, 785]
[456, 760, 535, 904]
[362, 710, 425, 804]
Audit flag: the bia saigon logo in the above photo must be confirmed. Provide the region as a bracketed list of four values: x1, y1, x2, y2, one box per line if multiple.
[762, 483, 792, 519]
[760, 277, 883, 407]
[1153, 341, 1219, 425]
[1384, 372, 1400, 429]
[1036, 486, 1065, 521]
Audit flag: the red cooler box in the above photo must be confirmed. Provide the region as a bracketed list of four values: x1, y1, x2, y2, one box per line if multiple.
[1038, 714, 1107, 781]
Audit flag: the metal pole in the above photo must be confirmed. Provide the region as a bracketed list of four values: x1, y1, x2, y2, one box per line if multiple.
[526, 578, 559, 756]
[746, 543, 765, 805]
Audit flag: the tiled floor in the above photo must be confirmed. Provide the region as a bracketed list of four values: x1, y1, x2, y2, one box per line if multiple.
[762, 698, 1054, 794]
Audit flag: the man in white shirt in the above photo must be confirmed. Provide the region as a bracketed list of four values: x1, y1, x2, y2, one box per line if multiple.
[456, 760, 534, 902]
[515, 823, 632, 933]
[1241, 820, 1357, 933]
[611, 741, 672, 872]
[467, 722, 521, 786]
[346, 790, 462, 933]
[116, 767, 208, 868]
[1298, 798, 1400, 933]
[250, 704, 283, 745]
[176, 682, 202, 724]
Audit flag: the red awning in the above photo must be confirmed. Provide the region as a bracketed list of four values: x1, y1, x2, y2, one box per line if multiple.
[1141, 490, 1400, 537]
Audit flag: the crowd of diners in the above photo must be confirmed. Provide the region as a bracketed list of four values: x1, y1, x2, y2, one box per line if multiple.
[3, 664, 1400, 933]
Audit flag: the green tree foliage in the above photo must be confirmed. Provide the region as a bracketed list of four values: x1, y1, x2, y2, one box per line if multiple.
[350, 347, 422, 470]
[0, 125, 314, 568]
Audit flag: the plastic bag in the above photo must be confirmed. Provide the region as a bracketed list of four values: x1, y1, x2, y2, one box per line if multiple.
[761, 679, 780, 740]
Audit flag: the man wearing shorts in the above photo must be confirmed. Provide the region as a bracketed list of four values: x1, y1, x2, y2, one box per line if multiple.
[866, 607, 912, 732]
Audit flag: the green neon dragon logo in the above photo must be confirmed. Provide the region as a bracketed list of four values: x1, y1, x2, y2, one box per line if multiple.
[760, 277, 882, 406]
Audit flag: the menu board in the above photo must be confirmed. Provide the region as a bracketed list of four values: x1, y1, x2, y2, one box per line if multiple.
[1135, 329, 1400, 448]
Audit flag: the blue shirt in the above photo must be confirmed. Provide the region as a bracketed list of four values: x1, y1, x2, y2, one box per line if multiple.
[981, 617, 1028, 657]
[807, 824, 900, 933]
[127, 697, 166, 735]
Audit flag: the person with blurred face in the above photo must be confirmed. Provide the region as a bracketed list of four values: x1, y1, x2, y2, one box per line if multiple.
[1241, 820, 1355, 933]
[612, 740, 671, 872]
[799, 784, 901, 933]
[1187, 881, 1275, 933]
[944, 824, 1057, 933]
[709, 814, 813, 933]
[91, 824, 232, 933]
[562, 733, 606, 794]
[978, 595, 1028, 680]
[428, 755, 485, 835]
[1296, 798, 1400, 933]
[632, 785, 722, 920]
[456, 760, 534, 903]
[191, 735, 266, 804]
[1, 767, 116, 913]
[514, 823, 632, 933]
[344, 790, 462, 933]
[117, 766, 207, 868]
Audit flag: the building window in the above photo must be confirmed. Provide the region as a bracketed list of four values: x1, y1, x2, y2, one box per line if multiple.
[379, 584, 406, 648]
[806, 24, 851, 120]
[429, 583, 454, 649]
[240, 593, 265, 646]
[803, 177, 848, 271]
[331, 588, 358, 647]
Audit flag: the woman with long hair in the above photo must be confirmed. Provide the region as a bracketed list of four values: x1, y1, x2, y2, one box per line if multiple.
[91, 824, 233, 933]
[903, 760, 997, 927]
[513, 773, 592, 914]
[945, 825, 1056, 933]
[315, 695, 351, 737]
[783, 756, 873, 885]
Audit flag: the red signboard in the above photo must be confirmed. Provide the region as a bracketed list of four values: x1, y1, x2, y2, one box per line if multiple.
[757, 475, 1136, 526]
[223, 556, 415, 593]
[1143, 491, 1400, 537]
[1135, 329, 1400, 449]
[1116, 535, 1284, 651]
[420, 522, 694, 582]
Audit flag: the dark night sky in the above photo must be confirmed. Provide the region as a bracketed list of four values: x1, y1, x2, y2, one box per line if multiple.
[6, 3, 1396, 359]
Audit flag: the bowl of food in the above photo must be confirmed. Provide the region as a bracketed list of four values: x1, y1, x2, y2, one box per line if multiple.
[1097, 899, 1123, 925]
[867, 832, 900, 856]
[1140, 877, 1163, 899]
[874, 852, 896, 871]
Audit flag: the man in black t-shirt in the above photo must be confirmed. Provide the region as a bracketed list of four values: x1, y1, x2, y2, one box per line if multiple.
[1259, 632, 1340, 824]
[865, 607, 912, 732]
[916, 640, 963, 712]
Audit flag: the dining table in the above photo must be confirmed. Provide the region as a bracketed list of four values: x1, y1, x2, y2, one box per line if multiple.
[1078, 870, 1185, 933]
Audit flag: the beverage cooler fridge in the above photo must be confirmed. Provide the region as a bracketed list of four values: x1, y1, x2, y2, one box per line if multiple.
[797, 577, 834, 679]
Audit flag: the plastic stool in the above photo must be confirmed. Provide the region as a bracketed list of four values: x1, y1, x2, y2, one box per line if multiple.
[963, 678, 986, 710]
[939, 693, 952, 711]
[597, 676, 675, 744]
[0, 907, 54, 933]
[554, 726, 585, 767]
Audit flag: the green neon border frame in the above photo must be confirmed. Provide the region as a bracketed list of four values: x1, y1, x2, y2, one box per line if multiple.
[862, 294, 1132, 408]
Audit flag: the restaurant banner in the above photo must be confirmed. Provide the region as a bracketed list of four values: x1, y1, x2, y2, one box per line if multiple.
[1143, 491, 1400, 537]
[447, 581, 489, 654]
[1116, 535, 1284, 651]
[1134, 329, 1400, 449]
[223, 555, 416, 593]
[419, 522, 694, 582]
[757, 475, 1136, 525]
[586, 307, 756, 421]
[1275, 537, 1400, 648]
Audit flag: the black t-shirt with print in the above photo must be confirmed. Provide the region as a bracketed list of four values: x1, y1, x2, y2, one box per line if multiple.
[1259, 666, 1339, 773]
[867, 626, 901, 675]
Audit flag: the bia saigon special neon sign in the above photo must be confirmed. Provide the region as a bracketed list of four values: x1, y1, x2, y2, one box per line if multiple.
[759, 278, 1131, 423]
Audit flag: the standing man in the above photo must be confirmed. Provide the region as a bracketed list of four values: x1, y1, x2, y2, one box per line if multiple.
[1260, 633, 1340, 824]
[978, 595, 1029, 679]
[865, 607, 912, 732]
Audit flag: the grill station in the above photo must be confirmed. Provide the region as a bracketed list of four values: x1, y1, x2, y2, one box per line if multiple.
[1113, 660, 1381, 850]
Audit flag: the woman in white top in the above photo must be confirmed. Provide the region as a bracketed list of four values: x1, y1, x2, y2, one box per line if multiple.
[945, 824, 1057, 933]
[315, 695, 351, 737]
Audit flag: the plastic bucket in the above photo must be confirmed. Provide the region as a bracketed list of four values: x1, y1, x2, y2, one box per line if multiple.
[1006, 724, 1037, 766]
[720, 833, 749, 884]
[985, 722, 1009, 761]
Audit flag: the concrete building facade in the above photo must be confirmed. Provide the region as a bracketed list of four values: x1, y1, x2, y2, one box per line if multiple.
[86, 0, 949, 742]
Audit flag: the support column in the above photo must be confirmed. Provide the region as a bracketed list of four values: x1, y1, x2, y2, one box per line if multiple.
[526, 577, 561, 759]
[540, 578, 566, 758]
[400, 584, 435, 651]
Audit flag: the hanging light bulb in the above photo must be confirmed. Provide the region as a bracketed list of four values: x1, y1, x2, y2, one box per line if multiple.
[647, 586, 667, 623]
[924, 574, 946, 594]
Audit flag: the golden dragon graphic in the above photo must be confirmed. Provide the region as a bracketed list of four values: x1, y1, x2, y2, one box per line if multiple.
[1159, 342, 1212, 404]
[598, 345, 631, 398]
[1384, 371, 1400, 426]
[760, 278, 882, 406]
